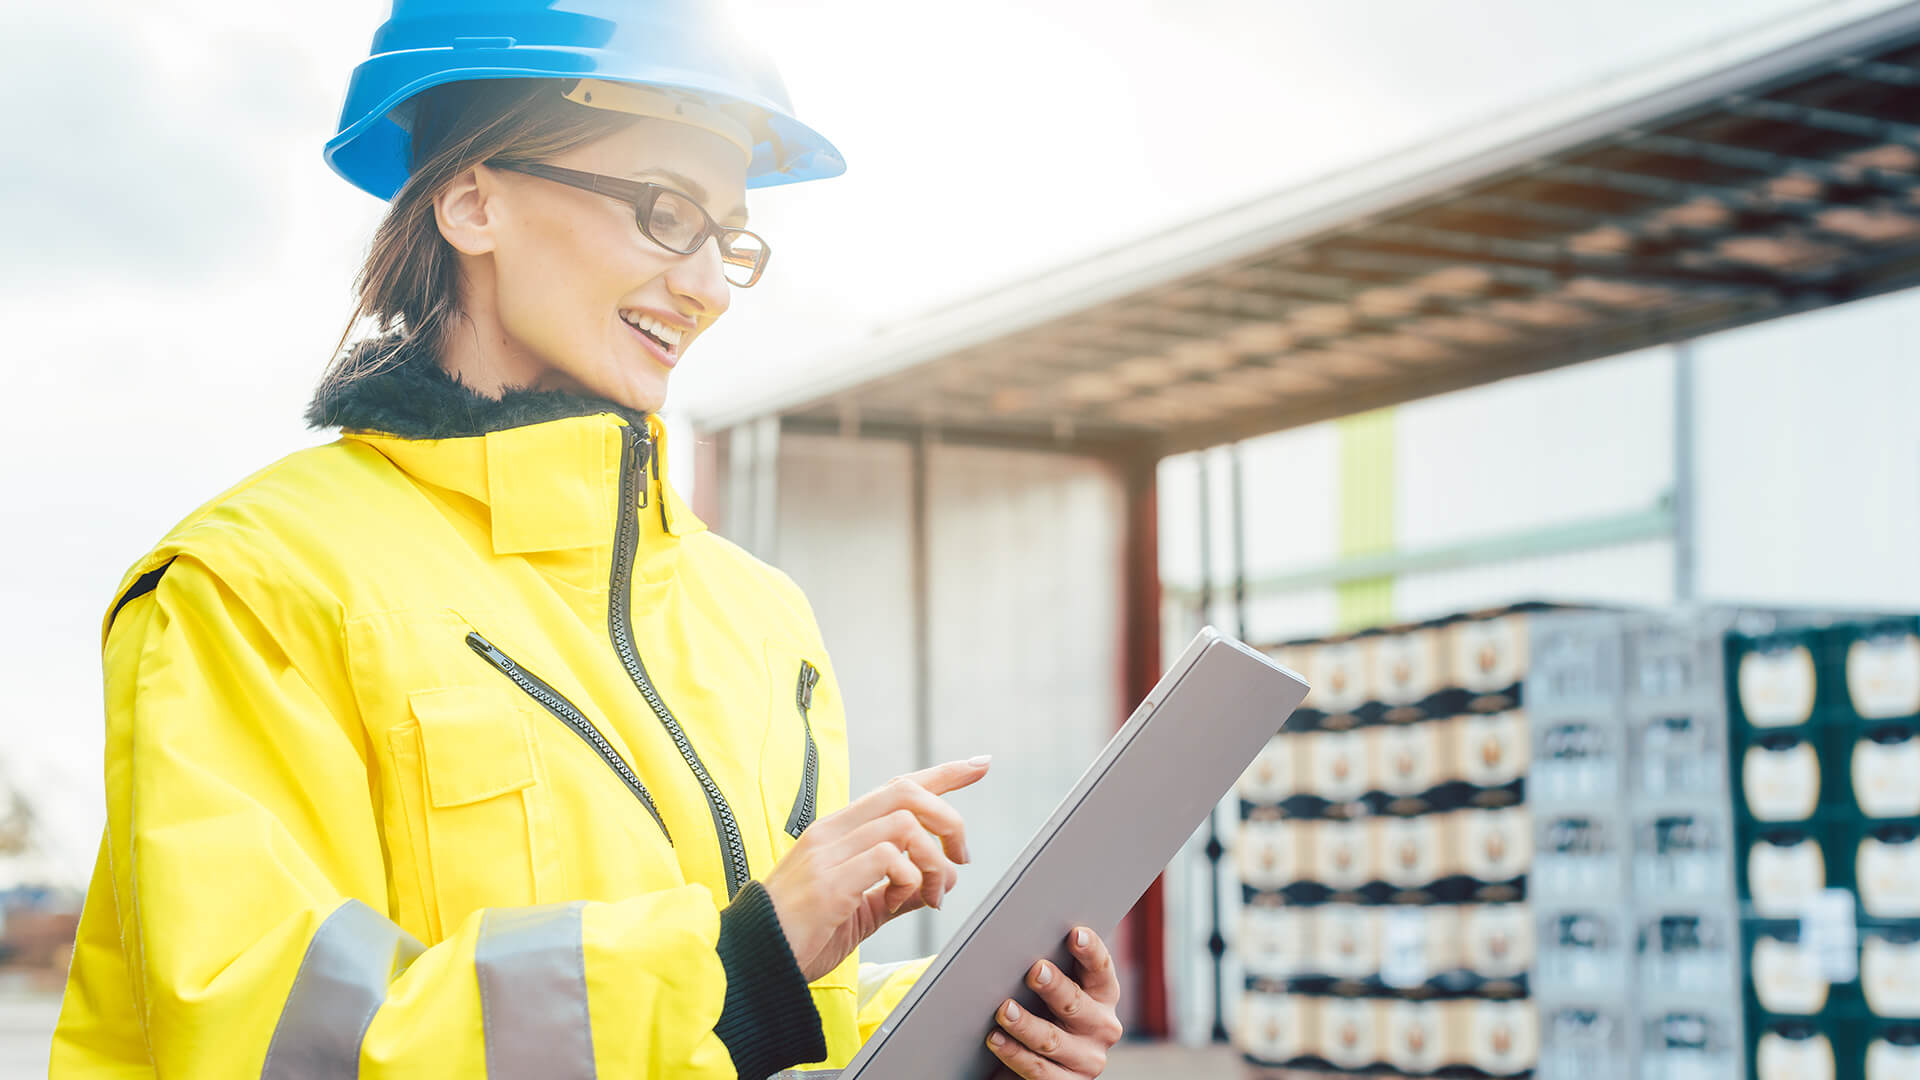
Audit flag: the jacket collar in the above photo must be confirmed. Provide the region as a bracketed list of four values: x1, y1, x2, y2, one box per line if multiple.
[308, 333, 704, 555]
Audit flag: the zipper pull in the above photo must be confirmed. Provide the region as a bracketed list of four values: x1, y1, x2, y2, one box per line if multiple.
[631, 427, 651, 510]
[466, 630, 514, 673]
[798, 661, 819, 711]
[647, 425, 670, 532]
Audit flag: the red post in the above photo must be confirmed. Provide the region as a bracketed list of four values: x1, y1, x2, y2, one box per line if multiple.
[1114, 452, 1166, 1039]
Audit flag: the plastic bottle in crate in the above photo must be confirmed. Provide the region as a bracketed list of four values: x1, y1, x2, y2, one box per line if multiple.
[1539, 1005, 1626, 1080]
[1642, 1010, 1736, 1080]
[1635, 812, 1726, 896]
[1753, 1019, 1835, 1080]
[1540, 911, 1628, 992]
[1637, 912, 1729, 994]
[1750, 923, 1829, 1016]
[1866, 1024, 1920, 1080]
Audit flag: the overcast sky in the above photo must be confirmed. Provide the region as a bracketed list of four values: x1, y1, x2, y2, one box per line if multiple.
[3, 0, 1895, 884]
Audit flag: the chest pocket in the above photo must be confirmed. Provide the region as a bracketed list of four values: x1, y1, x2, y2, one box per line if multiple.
[387, 685, 563, 942]
[760, 640, 846, 859]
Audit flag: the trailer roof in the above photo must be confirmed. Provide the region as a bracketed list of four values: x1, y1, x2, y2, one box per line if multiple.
[699, 1, 1920, 454]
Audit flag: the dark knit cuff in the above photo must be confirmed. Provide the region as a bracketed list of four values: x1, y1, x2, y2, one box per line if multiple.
[714, 881, 826, 1080]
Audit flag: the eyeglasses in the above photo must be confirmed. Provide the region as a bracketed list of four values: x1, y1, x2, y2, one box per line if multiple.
[489, 160, 770, 287]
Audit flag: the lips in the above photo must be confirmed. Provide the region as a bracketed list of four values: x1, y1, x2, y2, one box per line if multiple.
[619, 309, 689, 369]
[621, 309, 684, 349]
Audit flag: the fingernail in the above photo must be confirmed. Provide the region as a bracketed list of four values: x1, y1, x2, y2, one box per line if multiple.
[989, 1032, 1007, 1048]
[968, 754, 992, 767]
[1076, 929, 1091, 948]
[1004, 1000, 1022, 1020]
[1035, 962, 1053, 986]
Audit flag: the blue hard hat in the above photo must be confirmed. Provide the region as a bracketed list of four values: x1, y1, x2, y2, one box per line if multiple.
[326, 0, 845, 200]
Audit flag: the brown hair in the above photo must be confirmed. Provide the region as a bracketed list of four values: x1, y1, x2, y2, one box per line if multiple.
[317, 78, 634, 396]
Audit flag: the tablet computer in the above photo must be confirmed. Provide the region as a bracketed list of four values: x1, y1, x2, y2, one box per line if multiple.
[838, 626, 1309, 1080]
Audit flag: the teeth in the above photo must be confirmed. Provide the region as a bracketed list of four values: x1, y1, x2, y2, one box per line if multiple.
[623, 311, 683, 349]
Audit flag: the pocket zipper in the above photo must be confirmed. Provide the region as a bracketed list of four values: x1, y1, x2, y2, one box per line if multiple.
[784, 661, 822, 839]
[465, 630, 670, 841]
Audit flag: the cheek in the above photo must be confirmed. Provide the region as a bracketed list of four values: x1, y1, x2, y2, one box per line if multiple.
[494, 229, 584, 343]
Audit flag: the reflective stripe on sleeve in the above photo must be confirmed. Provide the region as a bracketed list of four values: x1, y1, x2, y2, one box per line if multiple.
[476, 902, 596, 1079]
[261, 899, 425, 1080]
[856, 960, 918, 1014]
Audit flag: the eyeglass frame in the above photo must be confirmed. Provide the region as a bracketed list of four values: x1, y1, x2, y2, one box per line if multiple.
[487, 160, 771, 287]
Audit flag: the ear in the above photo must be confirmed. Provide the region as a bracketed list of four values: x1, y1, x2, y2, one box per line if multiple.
[433, 165, 498, 256]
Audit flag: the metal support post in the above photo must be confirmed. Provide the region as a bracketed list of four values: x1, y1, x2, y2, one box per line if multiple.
[1196, 452, 1230, 1043]
[1673, 340, 1698, 605]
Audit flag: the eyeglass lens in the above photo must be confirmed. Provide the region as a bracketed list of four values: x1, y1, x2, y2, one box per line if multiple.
[643, 188, 764, 287]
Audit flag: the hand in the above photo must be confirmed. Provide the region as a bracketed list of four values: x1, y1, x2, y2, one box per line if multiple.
[987, 927, 1124, 1078]
[762, 757, 990, 982]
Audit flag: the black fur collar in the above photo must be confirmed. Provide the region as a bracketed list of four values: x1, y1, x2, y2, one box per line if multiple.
[305, 333, 653, 439]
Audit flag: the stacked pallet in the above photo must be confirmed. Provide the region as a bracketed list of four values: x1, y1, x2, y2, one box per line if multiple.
[1232, 604, 1920, 1079]
[1733, 616, 1920, 1080]
[1236, 604, 1544, 1078]
[1525, 612, 1746, 1080]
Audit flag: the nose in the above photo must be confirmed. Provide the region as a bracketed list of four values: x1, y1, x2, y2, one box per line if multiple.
[664, 234, 732, 322]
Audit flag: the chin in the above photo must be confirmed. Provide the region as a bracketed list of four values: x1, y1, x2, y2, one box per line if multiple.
[609, 371, 669, 415]
[563, 354, 667, 414]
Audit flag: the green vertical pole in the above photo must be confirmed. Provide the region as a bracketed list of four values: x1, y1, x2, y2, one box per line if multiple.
[1336, 407, 1397, 630]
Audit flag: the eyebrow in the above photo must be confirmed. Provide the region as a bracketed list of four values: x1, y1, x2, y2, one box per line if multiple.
[629, 169, 749, 224]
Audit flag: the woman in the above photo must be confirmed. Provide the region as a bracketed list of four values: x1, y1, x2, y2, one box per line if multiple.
[49, 3, 1123, 1078]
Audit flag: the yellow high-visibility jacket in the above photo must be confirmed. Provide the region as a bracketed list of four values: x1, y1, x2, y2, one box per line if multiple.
[52, 346, 929, 1078]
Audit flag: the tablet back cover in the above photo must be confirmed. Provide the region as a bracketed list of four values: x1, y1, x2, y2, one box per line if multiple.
[844, 630, 1307, 1079]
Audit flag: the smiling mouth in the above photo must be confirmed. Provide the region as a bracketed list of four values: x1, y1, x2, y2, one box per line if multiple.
[620, 310, 685, 358]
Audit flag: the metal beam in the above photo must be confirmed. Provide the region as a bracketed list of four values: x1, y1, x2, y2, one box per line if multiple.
[1538, 161, 1774, 206]
[1148, 286, 1797, 455]
[1721, 94, 1920, 150]
[1138, 287, 1307, 321]
[1238, 305, 1525, 365]
[776, 413, 1148, 457]
[1450, 193, 1626, 231]
[1620, 131, 1920, 195]
[1293, 245, 1775, 299]
[1345, 221, 1793, 293]
[1833, 54, 1920, 87]
[1102, 306, 1259, 338]
[1161, 503, 1676, 602]
[1229, 266, 1376, 302]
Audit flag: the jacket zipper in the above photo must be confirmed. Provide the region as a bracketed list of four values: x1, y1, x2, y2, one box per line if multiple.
[465, 630, 670, 840]
[784, 661, 822, 839]
[615, 425, 753, 899]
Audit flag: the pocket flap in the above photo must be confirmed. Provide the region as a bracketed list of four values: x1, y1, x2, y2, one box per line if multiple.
[408, 686, 537, 808]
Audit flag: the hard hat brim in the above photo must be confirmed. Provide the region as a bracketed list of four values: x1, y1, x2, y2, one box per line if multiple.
[325, 52, 845, 201]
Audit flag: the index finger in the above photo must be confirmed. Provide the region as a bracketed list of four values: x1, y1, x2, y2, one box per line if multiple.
[899, 756, 992, 797]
